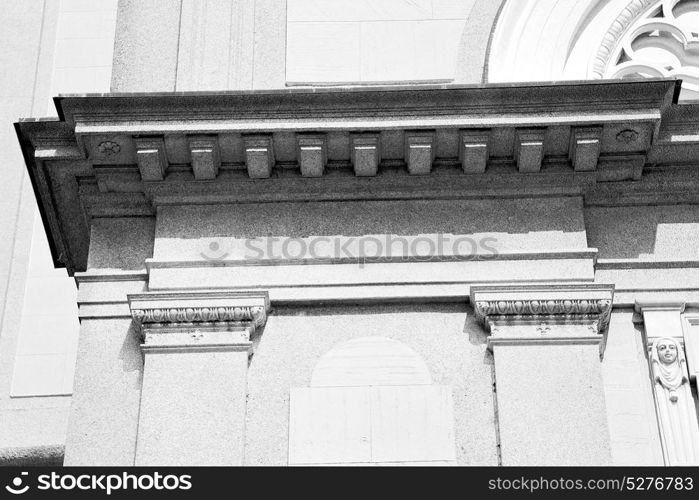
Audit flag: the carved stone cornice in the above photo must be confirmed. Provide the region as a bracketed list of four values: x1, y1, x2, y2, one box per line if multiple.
[474, 297, 613, 331]
[16, 80, 695, 276]
[131, 304, 266, 329]
[128, 290, 270, 352]
[471, 285, 615, 354]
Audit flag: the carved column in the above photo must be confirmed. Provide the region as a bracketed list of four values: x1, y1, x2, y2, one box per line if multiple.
[471, 285, 614, 465]
[636, 302, 699, 465]
[128, 291, 269, 465]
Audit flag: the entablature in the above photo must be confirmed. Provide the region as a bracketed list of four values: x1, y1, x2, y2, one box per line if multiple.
[15, 79, 699, 275]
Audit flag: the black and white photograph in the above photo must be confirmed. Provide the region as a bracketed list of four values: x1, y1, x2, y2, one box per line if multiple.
[1, 0, 699, 496]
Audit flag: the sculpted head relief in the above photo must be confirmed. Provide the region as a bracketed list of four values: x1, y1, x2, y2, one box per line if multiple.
[651, 337, 688, 402]
[648, 335, 699, 465]
[657, 338, 679, 364]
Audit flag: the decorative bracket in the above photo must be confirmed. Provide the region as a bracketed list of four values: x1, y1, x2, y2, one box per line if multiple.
[134, 137, 168, 181]
[459, 129, 490, 174]
[405, 132, 434, 175]
[569, 126, 601, 171]
[634, 301, 686, 343]
[515, 129, 545, 173]
[297, 134, 327, 177]
[243, 135, 275, 179]
[635, 301, 698, 379]
[188, 135, 220, 180]
[351, 133, 381, 177]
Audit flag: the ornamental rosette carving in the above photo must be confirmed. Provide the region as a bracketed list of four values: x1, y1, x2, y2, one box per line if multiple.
[97, 140, 121, 156]
[616, 129, 638, 144]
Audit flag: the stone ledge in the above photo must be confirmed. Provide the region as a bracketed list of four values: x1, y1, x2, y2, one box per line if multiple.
[142, 328, 252, 353]
[633, 300, 686, 313]
[488, 336, 602, 347]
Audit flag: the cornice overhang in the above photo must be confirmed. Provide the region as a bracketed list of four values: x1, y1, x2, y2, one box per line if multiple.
[15, 79, 699, 275]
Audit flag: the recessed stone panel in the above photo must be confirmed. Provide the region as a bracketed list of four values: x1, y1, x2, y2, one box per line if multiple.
[289, 385, 456, 465]
[597, 154, 644, 182]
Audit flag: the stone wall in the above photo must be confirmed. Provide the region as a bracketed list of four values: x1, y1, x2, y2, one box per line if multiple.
[111, 0, 503, 92]
[245, 303, 498, 465]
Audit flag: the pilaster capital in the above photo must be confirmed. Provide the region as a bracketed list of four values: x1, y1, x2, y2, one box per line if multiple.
[128, 290, 270, 352]
[634, 300, 686, 347]
[470, 284, 614, 354]
[634, 301, 686, 314]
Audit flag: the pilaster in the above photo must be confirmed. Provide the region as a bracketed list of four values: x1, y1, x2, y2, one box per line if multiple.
[129, 291, 269, 465]
[635, 301, 699, 465]
[472, 284, 614, 465]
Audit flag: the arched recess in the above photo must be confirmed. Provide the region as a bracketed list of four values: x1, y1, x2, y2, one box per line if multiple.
[487, 0, 610, 82]
[487, 0, 699, 101]
[310, 336, 432, 387]
[289, 337, 456, 465]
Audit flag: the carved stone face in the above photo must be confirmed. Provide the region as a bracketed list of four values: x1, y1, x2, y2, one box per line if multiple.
[657, 339, 678, 365]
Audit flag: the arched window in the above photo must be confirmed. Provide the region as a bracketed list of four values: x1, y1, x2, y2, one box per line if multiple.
[288, 337, 457, 465]
[597, 0, 699, 100]
[488, 0, 699, 101]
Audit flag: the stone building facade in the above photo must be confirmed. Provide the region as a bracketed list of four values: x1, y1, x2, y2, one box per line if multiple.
[3, 0, 699, 466]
